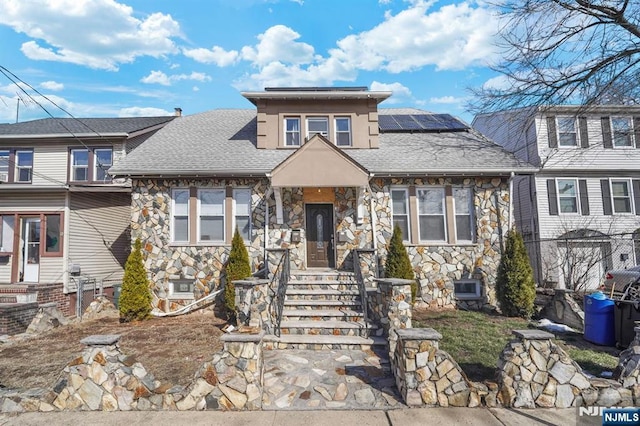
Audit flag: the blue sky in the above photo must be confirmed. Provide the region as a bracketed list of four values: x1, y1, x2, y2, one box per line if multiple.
[0, 0, 502, 124]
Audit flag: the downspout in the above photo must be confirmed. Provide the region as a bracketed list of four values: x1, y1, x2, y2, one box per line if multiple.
[264, 184, 273, 271]
[367, 174, 379, 276]
[508, 172, 515, 230]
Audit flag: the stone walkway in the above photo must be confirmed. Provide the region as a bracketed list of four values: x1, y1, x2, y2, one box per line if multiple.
[261, 348, 405, 410]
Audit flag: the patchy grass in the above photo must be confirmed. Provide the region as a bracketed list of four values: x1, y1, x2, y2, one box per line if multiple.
[412, 308, 620, 382]
[0, 310, 225, 390]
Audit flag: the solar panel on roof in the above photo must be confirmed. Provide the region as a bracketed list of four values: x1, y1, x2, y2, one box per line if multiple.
[412, 114, 446, 130]
[378, 115, 402, 131]
[393, 115, 423, 130]
[434, 114, 468, 130]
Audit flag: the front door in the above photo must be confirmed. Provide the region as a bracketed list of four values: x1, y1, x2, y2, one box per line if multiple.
[305, 204, 334, 268]
[21, 217, 40, 282]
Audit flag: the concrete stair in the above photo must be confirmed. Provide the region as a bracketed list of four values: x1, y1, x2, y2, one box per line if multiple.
[0, 285, 38, 304]
[268, 270, 383, 350]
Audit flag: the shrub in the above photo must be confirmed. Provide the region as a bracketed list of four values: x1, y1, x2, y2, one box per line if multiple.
[224, 228, 252, 317]
[496, 228, 536, 318]
[385, 224, 418, 302]
[119, 238, 152, 322]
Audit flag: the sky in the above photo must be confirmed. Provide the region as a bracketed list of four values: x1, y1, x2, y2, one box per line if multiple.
[0, 0, 503, 125]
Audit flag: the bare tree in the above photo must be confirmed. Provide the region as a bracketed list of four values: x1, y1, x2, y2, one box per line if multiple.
[469, 1, 640, 113]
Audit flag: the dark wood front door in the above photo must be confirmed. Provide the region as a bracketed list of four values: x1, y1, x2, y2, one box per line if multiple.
[305, 204, 334, 268]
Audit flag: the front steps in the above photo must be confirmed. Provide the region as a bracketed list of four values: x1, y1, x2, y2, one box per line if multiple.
[267, 270, 384, 350]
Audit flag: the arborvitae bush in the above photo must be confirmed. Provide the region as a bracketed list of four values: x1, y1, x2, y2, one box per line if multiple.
[224, 228, 252, 317]
[385, 224, 418, 302]
[496, 228, 536, 318]
[119, 238, 152, 322]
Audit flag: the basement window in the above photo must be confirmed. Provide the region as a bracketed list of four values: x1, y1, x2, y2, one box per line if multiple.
[169, 279, 195, 299]
[454, 279, 482, 299]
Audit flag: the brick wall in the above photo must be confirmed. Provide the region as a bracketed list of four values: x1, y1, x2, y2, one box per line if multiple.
[26, 283, 70, 316]
[0, 303, 39, 335]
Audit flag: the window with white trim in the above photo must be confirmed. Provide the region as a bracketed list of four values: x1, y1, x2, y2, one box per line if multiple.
[611, 179, 633, 213]
[417, 187, 446, 242]
[198, 189, 225, 242]
[335, 117, 352, 147]
[233, 188, 251, 242]
[306, 117, 328, 139]
[284, 117, 301, 146]
[454, 279, 481, 299]
[557, 117, 578, 147]
[169, 279, 195, 299]
[0, 215, 14, 253]
[15, 150, 33, 182]
[453, 187, 474, 241]
[391, 188, 410, 242]
[171, 189, 190, 242]
[612, 117, 634, 147]
[557, 179, 579, 213]
[0, 150, 8, 182]
[95, 149, 113, 182]
[70, 149, 89, 181]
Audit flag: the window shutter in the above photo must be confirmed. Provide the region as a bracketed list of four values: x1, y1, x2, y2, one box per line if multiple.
[601, 179, 612, 215]
[547, 117, 558, 148]
[602, 117, 612, 148]
[578, 117, 589, 148]
[633, 179, 640, 215]
[547, 179, 558, 215]
[578, 179, 589, 215]
[634, 117, 640, 149]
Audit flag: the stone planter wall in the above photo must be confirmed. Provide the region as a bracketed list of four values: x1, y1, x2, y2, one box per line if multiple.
[374, 278, 413, 369]
[234, 279, 272, 332]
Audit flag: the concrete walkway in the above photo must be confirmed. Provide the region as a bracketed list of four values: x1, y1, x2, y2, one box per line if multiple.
[0, 407, 598, 426]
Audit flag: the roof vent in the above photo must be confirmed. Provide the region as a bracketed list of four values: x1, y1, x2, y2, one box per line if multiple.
[174, 107, 182, 117]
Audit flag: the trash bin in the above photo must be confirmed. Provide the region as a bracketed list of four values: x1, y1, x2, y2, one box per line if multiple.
[614, 300, 640, 348]
[584, 291, 616, 346]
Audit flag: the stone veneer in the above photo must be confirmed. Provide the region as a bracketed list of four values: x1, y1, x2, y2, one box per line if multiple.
[132, 176, 508, 312]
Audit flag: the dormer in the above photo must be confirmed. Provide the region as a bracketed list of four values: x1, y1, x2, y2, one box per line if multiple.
[241, 87, 391, 150]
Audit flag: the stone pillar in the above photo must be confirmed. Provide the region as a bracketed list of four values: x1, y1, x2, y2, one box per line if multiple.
[394, 328, 476, 407]
[234, 279, 272, 332]
[376, 278, 413, 368]
[497, 330, 592, 408]
[616, 324, 640, 402]
[189, 332, 264, 411]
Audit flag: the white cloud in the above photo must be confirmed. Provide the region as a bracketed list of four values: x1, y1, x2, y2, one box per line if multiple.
[240, 25, 316, 66]
[118, 106, 173, 117]
[40, 80, 64, 91]
[0, 0, 181, 70]
[429, 95, 462, 104]
[370, 81, 412, 104]
[183, 46, 239, 67]
[141, 70, 212, 86]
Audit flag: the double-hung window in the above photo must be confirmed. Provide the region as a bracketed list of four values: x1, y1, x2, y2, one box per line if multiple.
[198, 189, 225, 242]
[233, 189, 251, 242]
[284, 117, 301, 146]
[335, 117, 352, 147]
[611, 179, 633, 213]
[557, 117, 578, 147]
[453, 187, 474, 241]
[15, 150, 33, 183]
[557, 179, 579, 213]
[71, 149, 89, 181]
[306, 117, 329, 140]
[171, 189, 190, 242]
[95, 149, 113, 182]
[391, 188, 410, 242]
[417, 188, 446, 242]
[612, 117, 634, 147]
[0, 150, 8, 182]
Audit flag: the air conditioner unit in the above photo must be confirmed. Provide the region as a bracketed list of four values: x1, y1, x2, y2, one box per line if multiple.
[0, 172, 7, 183]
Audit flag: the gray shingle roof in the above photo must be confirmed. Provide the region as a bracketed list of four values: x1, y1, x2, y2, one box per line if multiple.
[110, 108, 535, 176]
[0, 116, 175, 137]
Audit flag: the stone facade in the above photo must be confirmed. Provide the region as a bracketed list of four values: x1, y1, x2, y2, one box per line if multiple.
[132, 176, 508, 312]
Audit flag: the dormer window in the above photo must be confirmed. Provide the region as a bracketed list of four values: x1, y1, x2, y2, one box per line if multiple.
[335, 117, 352, 147]
[284, 117, 300, 146]
[307, 117, 328, 139]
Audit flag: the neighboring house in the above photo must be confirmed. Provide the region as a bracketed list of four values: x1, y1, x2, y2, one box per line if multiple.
[109, 87, 535, 313]
[0, 115, 175, 326]
[473, 106, 640, 291]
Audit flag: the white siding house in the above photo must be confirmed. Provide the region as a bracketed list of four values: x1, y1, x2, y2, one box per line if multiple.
[473, 106, 640, 291]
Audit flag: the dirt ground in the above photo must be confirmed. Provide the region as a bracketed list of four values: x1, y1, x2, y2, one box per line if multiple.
[0, 310, 226, 391]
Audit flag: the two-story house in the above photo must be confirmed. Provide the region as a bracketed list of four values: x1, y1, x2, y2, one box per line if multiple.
[110, 87, 535, 316]
[473, 106, 640, 291]
[0, 115, 174, 329]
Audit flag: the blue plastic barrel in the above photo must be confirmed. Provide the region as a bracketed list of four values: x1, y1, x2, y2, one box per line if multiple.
[584, 291, 616, 346]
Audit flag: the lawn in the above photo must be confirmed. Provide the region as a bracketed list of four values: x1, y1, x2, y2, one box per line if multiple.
[412, 308, 620, 382]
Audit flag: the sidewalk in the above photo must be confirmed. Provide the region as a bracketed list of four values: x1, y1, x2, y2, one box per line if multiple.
[0, 407, 596, 426]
